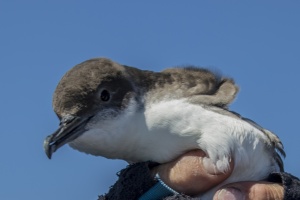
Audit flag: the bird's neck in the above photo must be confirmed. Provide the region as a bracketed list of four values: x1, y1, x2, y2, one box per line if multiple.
[124, 65, 174, 94]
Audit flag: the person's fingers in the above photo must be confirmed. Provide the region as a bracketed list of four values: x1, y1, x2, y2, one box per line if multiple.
[151, 150, 234, 196]
[213, 181, 284, 200]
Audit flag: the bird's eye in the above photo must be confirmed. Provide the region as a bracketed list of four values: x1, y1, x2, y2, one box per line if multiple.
[100, 90, 110, 101]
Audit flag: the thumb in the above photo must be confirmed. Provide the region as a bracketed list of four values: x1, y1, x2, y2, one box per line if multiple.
[152, 150, 233, 196]
[213, 181, 284, 200]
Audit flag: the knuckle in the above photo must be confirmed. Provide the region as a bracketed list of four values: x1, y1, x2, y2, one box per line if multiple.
[249, 183, 283, 200]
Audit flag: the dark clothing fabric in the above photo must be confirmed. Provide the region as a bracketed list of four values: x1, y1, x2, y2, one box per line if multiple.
[98, 162, 300, 200]
[268, 172, 300, 200]
[98, 162, 158, 200]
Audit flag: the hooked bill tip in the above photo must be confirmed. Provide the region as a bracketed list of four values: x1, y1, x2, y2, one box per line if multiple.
[43, 135, 54, 159]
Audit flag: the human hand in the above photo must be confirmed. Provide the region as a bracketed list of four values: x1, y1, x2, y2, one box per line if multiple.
[214, 181, 283, 200]
[151, 150, 284, 200]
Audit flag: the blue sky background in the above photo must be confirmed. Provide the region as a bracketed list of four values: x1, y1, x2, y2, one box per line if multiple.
[1, 1, 299, 200]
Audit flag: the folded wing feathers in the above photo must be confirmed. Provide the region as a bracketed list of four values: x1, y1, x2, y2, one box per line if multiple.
[241, 117, 285, 171]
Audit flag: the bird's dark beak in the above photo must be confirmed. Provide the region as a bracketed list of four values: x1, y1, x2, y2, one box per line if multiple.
[43, 115, 91, 159]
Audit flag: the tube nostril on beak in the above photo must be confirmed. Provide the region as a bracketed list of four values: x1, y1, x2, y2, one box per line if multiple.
[60, 114, 76, 126]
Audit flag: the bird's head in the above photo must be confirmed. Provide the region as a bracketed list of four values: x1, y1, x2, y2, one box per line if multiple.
[44, 58, 137, 159]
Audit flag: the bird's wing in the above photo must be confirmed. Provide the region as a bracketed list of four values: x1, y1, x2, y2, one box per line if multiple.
[207, 106, 285, 171]
[161, 67, 239, 108]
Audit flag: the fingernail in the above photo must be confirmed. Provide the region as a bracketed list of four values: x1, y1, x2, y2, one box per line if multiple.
[216, 187, 245, 200]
